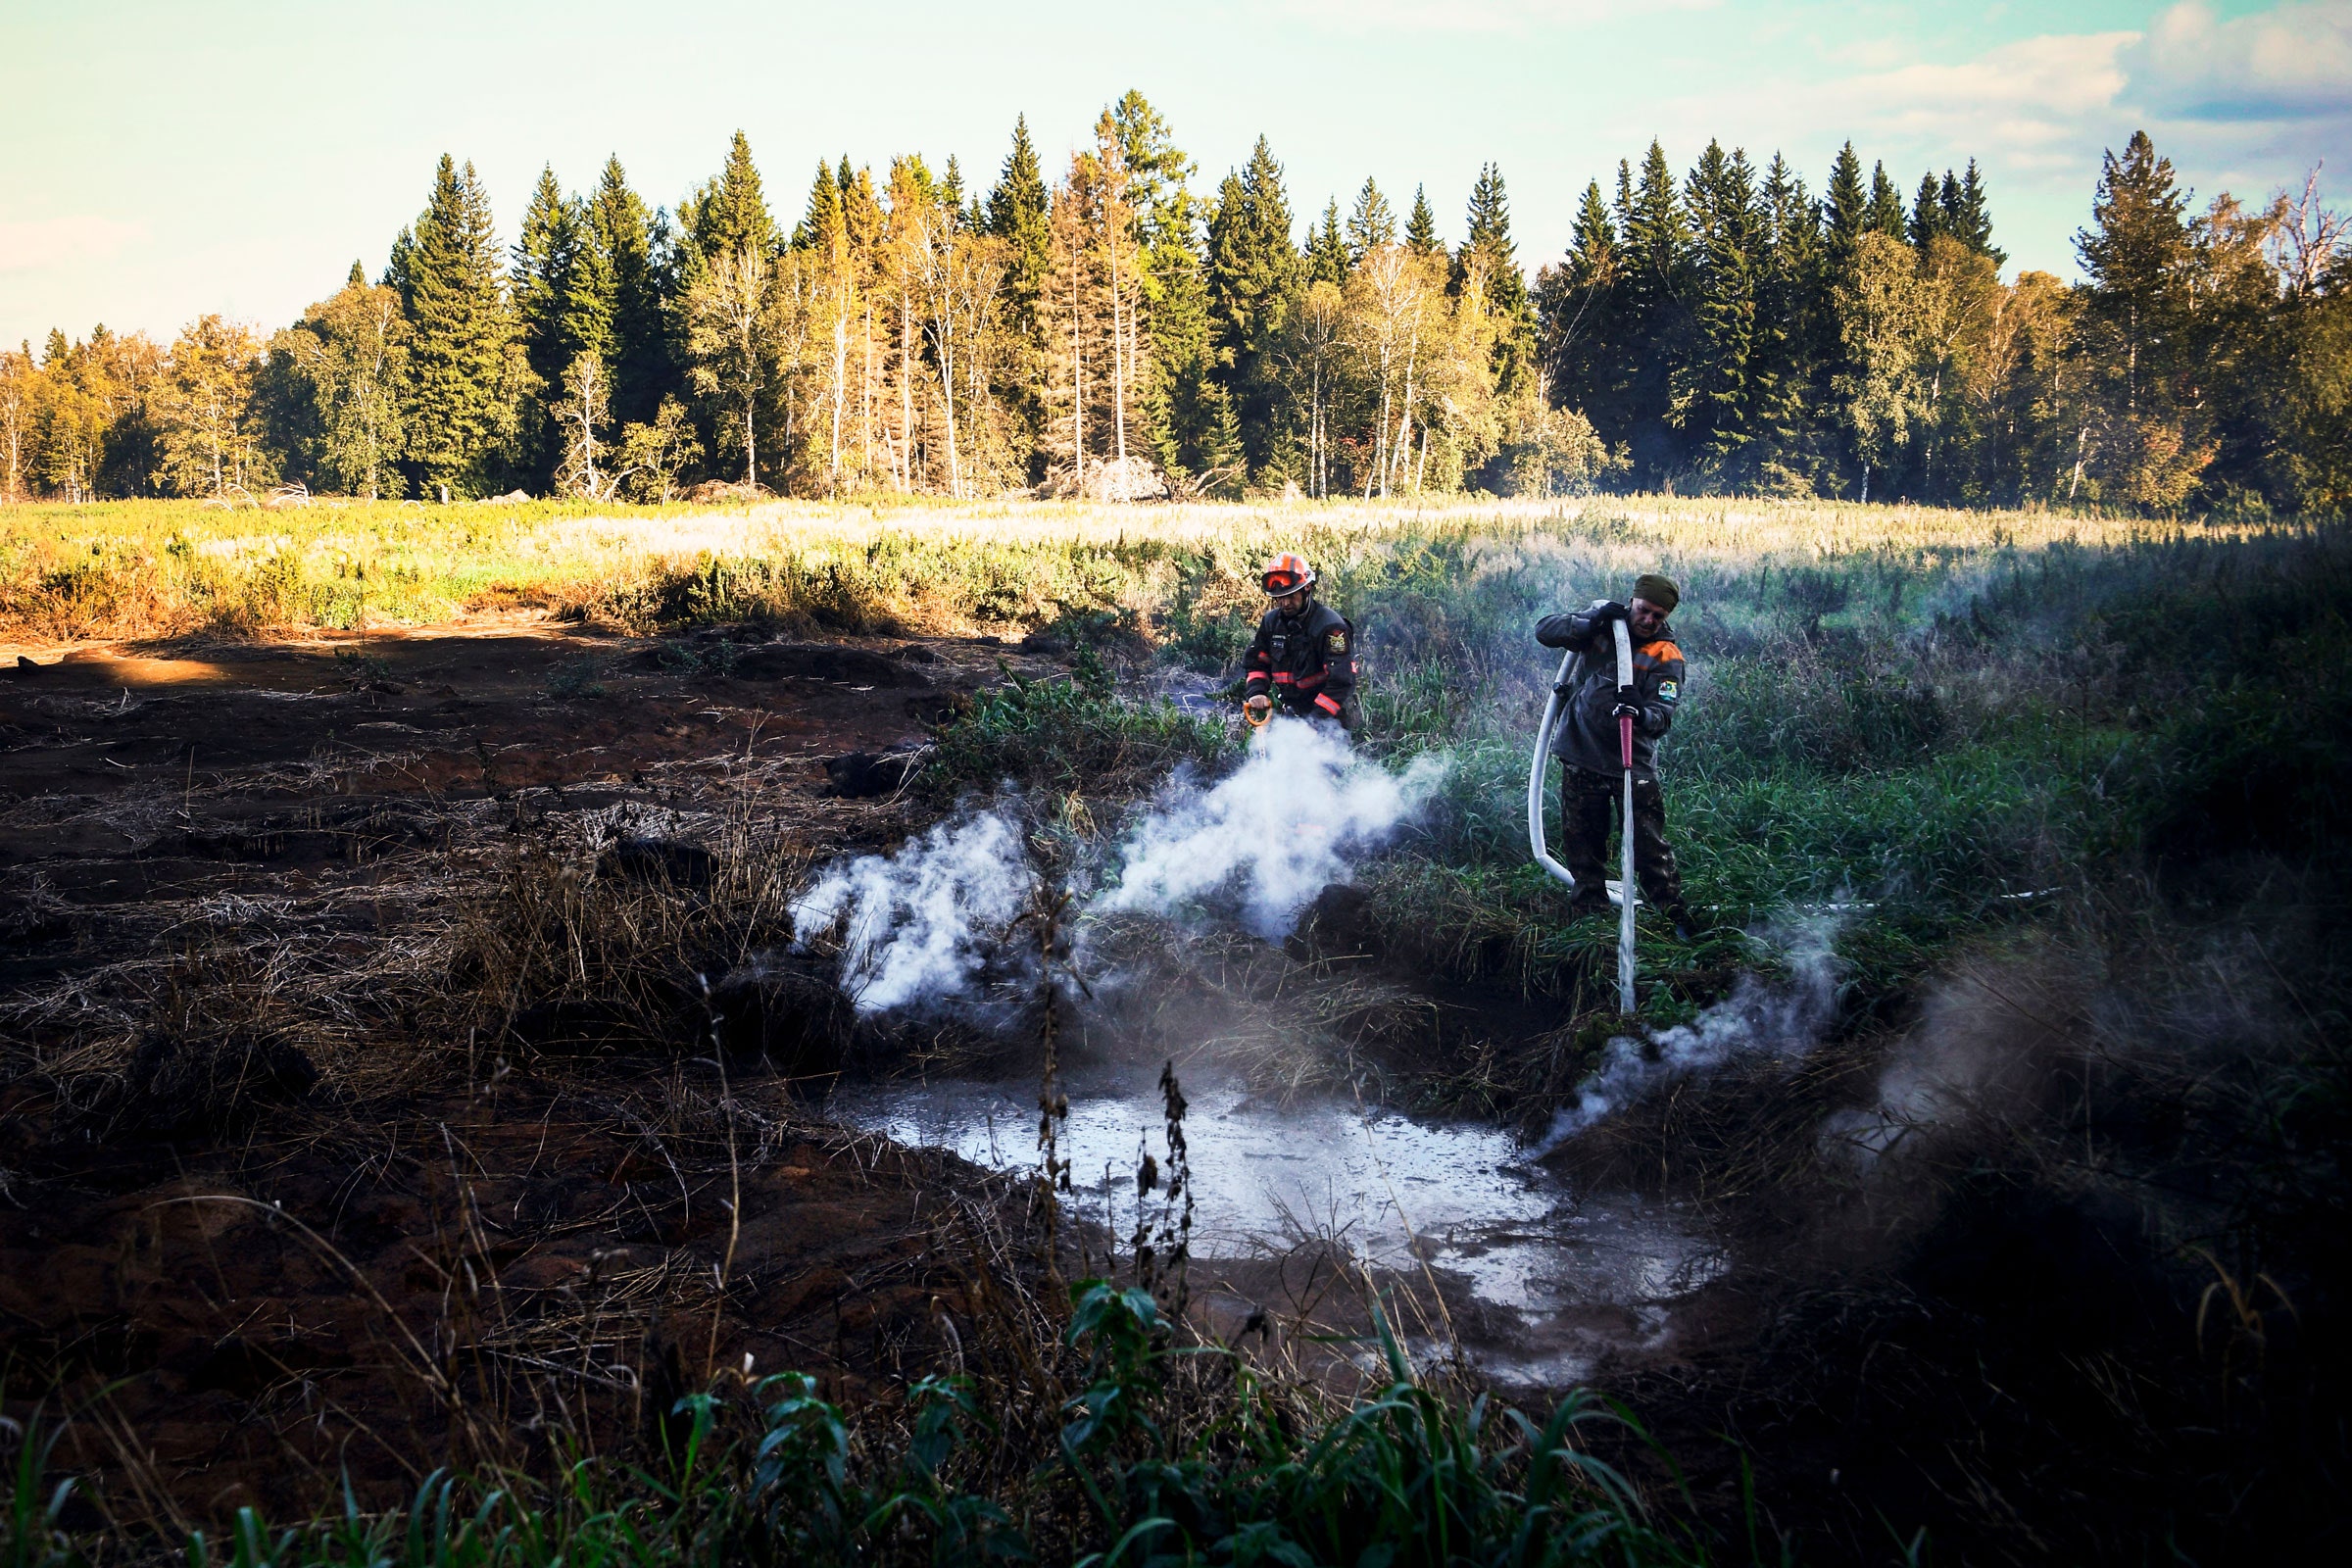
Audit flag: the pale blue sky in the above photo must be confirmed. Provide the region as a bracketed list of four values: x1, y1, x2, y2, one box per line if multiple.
[2, 1, 2345, 347]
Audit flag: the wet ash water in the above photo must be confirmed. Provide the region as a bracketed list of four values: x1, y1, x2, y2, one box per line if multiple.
[828, 1067, 1729, 1386]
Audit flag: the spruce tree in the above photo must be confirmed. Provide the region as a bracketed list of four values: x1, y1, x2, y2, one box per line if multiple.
[1676, 140, 1761, 469]
[1908, 171, 1946, 248]
[587, 157, 665, 426]
[1307, 199, 1348, 285]
[1205, 135, 1299, 479]
[1107, 93, 1230, 486]
[1543, 178, 1623, 434]
[987, 116, 1053, 272]
[1953, 160, 2002, 265]
[1405, 184, 1441, 257]
[1825, 142, 1868, 267]
[512, 166, 579, 486]
[1866, 162, 1907, 238]
[402, 155, 521, 498]
[682, 131, 776, 262]
[986, 119, 1054, 474]
[2077, 130, 2193, 416]
[1456, 163, 1537, 394]
[1752, 152, 1834, 490]
[1615, 141, 1694, 480]
[1346, 177, 1396, 263]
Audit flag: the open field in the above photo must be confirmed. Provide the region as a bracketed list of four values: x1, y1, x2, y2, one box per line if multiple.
[2, 496, 2346, 1564]
[0, 493, 2287, 647]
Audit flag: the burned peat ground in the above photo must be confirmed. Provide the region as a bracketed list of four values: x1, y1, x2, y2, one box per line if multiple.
[0, 621, 1082, 1528]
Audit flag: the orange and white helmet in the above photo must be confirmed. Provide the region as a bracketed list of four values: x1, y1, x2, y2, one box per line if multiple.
[1261, 553, 1316, 596]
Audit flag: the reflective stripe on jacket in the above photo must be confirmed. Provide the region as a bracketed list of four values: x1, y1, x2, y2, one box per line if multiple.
[1534, 600, 1685, 779]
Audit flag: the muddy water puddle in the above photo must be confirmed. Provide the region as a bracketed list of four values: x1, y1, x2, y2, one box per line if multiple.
[829, 1069, 1728, 1386]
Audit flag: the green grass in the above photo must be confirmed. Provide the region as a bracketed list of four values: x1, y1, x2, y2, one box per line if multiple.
[924, 648, 1234, 801]
[4, 1285, 1704, 1568]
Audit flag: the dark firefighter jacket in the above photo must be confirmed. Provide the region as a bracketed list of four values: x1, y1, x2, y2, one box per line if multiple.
[1535, 600, 1685, 780]
[1245, 599, 1356, 723]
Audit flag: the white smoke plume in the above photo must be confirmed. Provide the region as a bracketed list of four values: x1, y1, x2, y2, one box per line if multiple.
[1093, 716, 1449, 939]
[790, 809, 1037, 1014]
[791, 718, 1446, 1014]
[1535, 914, 1846, 1152]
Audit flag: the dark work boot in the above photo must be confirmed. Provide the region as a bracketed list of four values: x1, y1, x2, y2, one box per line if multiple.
[1569, 886, 1613, 919]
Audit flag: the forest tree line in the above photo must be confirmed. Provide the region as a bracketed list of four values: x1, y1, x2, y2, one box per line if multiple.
[1, 96, 2345, 514]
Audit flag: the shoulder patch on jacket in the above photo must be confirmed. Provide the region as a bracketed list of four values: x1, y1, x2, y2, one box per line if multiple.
[1657, 678, 1679, 703]
[1324, 626, 1349, 657]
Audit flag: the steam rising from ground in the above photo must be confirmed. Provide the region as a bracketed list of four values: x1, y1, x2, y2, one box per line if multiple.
[790, 809, 1037, 1014]
[1094, 718, 1447, 939]
[791, 717, 1446, 1014]
[1536, 914, 1846, 1151]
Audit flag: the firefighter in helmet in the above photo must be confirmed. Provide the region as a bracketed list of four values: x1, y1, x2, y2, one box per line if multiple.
[1243, 553, 1356, 730]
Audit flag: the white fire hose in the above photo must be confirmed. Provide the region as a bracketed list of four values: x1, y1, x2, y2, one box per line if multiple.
[1527, 615, 1640, 1012]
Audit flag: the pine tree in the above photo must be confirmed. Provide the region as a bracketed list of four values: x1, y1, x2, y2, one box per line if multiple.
[1866, 162, 1907, 239]
[1346, 177, 1396, 263]
[1675, 140, 1762, 469]
[1205, 135, 1299, 479]
[1307, 199, 1348, 285]
[402, 156, 523, 498]
[1405, 184, 1441, 257]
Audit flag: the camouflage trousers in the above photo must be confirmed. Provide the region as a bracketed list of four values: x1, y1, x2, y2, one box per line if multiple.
[1558, 763, 1687, 917]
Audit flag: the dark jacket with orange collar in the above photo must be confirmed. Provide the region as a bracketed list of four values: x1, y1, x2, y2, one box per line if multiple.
[1244, 597, 1356, 723]
[1535, 600, 1685, 780]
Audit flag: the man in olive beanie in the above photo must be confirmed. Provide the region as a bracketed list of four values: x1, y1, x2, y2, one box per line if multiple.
[1535, 573, 1694, 938]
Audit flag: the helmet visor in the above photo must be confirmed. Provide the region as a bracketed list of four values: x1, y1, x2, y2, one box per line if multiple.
[1262, 569, 1304, 595]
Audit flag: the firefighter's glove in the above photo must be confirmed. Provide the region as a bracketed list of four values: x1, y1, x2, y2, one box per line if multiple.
[1594, 600, 1630, 623]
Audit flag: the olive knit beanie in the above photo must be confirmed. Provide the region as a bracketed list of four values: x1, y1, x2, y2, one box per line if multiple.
[1633, 573, 1681, 612]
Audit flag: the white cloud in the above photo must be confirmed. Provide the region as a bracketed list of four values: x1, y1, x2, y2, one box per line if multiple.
[1279, 0, 1713, 33]
[1672, 3, 2349, 275]
[2122, 1, 2352, 121]
[1829, 30, 2136, 172]
[0, 215, 146, 272]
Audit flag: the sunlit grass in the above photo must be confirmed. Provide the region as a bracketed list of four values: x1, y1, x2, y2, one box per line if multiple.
[0, 492, 2303, 644]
